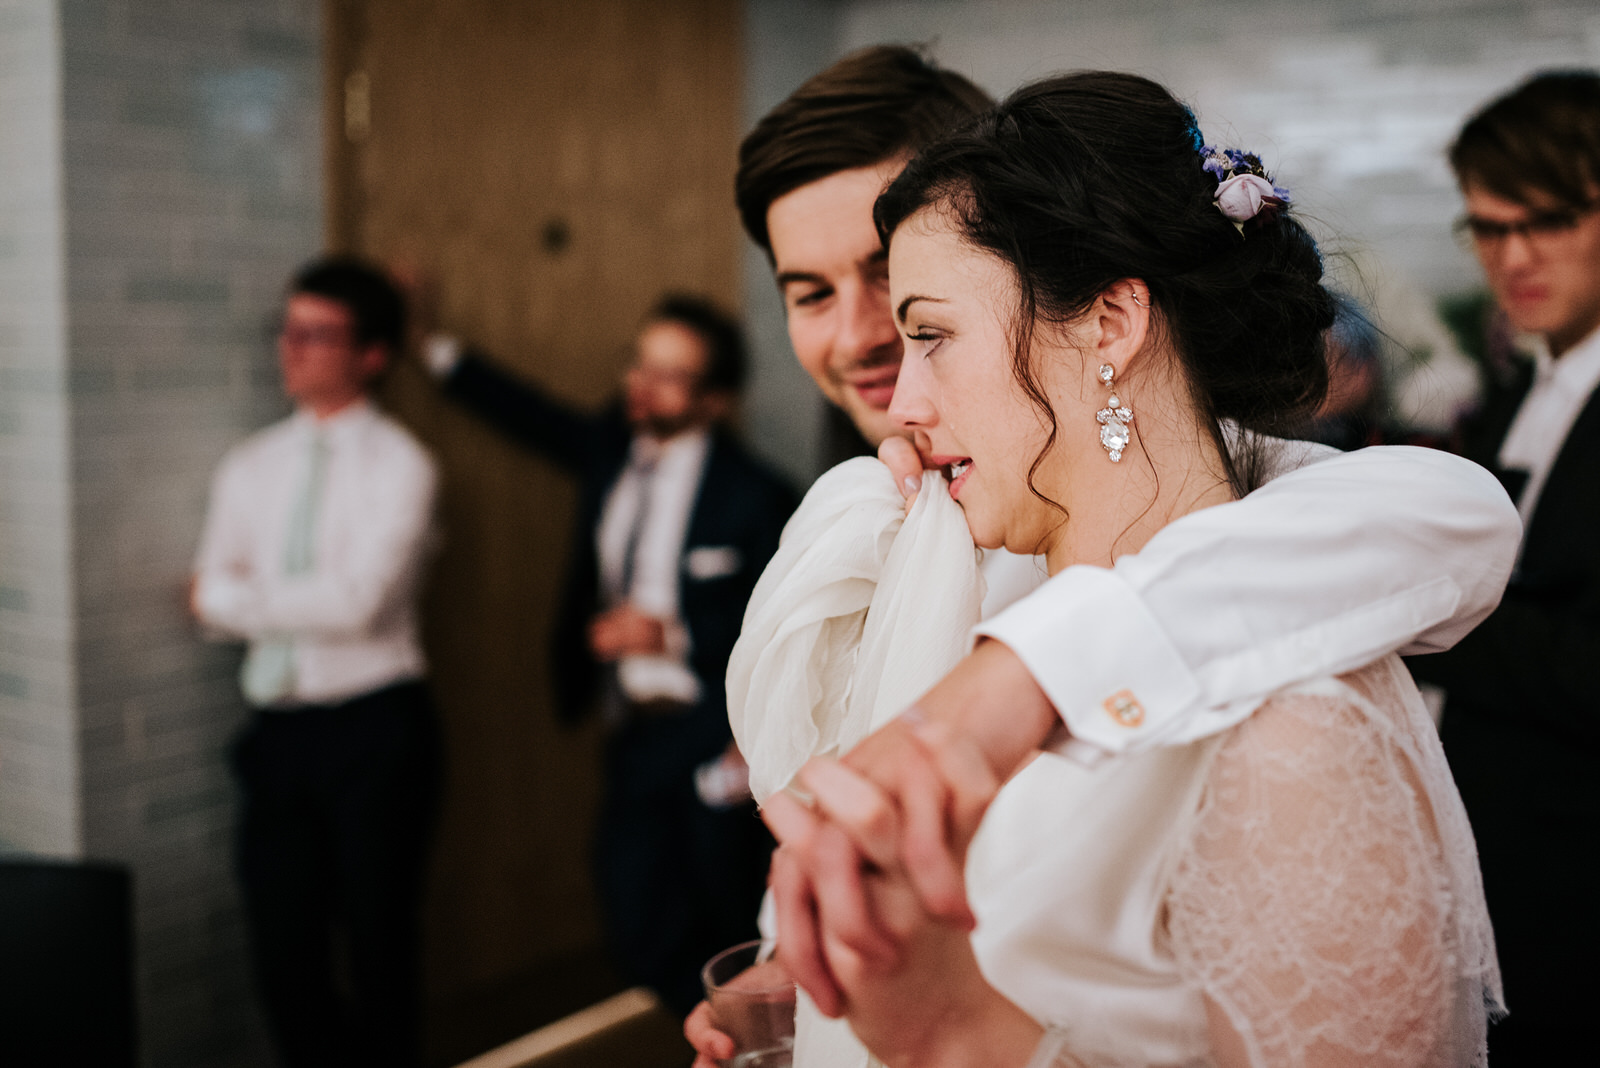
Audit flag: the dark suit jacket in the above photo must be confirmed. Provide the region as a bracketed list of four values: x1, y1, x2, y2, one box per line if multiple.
[1409, 361, 1600, 751]
[443, 351, 798, 780]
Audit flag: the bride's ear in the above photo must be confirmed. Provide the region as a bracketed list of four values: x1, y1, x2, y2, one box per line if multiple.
[1089, 279, 1152, 372]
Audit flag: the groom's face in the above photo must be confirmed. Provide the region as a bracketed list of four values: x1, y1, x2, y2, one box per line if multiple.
[766, 160, 908, 447]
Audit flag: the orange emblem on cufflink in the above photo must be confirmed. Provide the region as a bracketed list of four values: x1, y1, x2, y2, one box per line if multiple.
[1104, 689, 1145, 727]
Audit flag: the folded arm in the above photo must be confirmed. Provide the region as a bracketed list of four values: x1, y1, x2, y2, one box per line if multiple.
[193, 449, 437, 640]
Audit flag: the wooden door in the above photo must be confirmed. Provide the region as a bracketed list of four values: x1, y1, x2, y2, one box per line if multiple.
[324, 0, 745, 1006]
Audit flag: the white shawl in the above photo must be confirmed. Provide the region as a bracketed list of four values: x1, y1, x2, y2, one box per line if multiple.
[726, 457, 984, 1068]
[728, 457, 985, 804]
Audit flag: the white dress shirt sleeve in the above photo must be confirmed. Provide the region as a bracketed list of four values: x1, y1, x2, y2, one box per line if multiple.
[196, 443, 438, 640]
[975, 444, 1521, 756]
[192, 446, 262, 639]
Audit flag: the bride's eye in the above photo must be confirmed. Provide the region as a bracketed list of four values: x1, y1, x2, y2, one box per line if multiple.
[907, 330, 947, 358]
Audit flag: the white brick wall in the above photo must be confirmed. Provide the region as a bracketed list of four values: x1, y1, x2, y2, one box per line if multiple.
[3, 1, 321, 1065]
[0, 0, 80, 859]
[61, 0, 322, 1061]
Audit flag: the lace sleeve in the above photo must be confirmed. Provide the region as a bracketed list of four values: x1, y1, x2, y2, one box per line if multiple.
[1166, 658, 1500, 1068]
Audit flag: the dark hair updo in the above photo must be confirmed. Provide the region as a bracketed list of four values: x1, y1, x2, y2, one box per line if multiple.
[873, 71, 1335, 495]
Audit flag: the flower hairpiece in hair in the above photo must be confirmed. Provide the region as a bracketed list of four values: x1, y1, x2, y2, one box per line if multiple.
[1199, 145, 1291, 233]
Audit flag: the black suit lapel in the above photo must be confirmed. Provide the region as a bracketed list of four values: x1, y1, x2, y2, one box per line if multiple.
[1465, 361, 1534, 476]
[682, 434, 731, 555]
[1518, 382, 1600, 582]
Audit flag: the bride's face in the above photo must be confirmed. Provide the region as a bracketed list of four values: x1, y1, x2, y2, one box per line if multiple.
[887, 208, 1089, 556]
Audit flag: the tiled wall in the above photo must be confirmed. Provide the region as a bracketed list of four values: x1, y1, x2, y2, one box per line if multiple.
[65, 2, 322, 1060]
[0, 2, 79, 858]
[3, 1, 322, 1065]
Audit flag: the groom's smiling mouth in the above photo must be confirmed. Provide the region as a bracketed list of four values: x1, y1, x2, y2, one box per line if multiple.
[844, 363, 901, 410]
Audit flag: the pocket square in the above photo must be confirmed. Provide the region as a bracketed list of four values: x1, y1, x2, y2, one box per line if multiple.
[685, 545, 742, 580]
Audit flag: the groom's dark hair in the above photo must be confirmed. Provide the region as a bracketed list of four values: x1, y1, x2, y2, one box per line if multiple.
[736, 44, 993, 259]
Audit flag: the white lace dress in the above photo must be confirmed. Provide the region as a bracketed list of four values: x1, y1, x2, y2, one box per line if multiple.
[729, 458, 1501, 1068]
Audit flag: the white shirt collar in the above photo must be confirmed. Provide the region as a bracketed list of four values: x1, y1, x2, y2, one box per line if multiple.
[629, 425, 711, 467]
[1527, 322, 1600, 389]
[1497, 322, 1600, 530]
[292, 396, 378, 440]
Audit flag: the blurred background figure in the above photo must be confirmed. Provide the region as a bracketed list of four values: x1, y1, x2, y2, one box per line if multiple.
[190, 258, 441, 1068]
[421, 296, 796, 1015]
[1302, 296, 1388, 449]
[1407, 69, 1600, 1066]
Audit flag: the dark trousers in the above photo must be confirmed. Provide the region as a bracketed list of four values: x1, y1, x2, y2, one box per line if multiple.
[595, 717, 772, 1016]
[1443, 704, 1598, 1066]
[231, 680, 441, 1068]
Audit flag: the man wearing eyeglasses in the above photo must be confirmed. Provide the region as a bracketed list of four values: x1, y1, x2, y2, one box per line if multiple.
[421, 295, 797, 1014]
[1410, 70, 1600, 1065]
[192, 258, 440, 1068]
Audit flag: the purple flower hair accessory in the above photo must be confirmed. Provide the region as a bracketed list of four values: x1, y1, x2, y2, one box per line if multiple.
[1198, 144, 1290, 233]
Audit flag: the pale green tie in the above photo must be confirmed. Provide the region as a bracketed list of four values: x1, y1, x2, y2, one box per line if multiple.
[241, 429, 329, 705]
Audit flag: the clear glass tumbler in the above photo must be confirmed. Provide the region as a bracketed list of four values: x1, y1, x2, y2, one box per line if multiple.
[701, 939, 795, 1068]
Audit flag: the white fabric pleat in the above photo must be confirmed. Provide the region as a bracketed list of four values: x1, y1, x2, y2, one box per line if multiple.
[728, 457, 984, 805]
[727, 457, 983, 1068]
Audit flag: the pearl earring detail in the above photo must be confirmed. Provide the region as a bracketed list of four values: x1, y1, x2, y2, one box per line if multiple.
[1097, 363, 1133, 462]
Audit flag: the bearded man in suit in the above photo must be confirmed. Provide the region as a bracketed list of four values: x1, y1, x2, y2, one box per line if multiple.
[424, 294, 797, 1013]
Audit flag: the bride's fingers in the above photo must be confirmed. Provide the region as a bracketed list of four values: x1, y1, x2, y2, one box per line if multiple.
[875, 738, 976, 929]
[796, 757, 902, 870]
[878, 436, 927, 509]
[895, 719, 1002, 928]
[770, 849, 844, 1017]
[764, 830, 844, 1017]
[837, 721, 974, 926]
[807, 818, 903, 967]
[764, 790, 900, 969]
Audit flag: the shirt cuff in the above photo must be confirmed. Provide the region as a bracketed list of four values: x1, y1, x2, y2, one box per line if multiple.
[660, 618, 693, 661]
[972, 564, 1202, 757]
[422, 333, 463, 379]
[617, 655, 703, 705]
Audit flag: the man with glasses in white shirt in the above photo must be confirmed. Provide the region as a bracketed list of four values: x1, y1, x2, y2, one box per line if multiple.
[192, 258, 439, 1068]
[1409, 70, 1600, 1065]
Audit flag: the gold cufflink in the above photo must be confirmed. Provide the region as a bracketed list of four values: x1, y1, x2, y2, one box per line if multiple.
[1103, 690, 1145, 728]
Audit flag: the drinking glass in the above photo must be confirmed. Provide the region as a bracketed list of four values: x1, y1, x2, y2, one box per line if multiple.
[702, 939, 795, 1068]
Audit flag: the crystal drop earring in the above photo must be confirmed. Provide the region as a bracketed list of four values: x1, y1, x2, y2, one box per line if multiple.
[1096, 363, 1133, 462]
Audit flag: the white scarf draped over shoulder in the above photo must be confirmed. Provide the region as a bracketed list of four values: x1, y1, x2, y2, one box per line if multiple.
[728, 456, 986, 804]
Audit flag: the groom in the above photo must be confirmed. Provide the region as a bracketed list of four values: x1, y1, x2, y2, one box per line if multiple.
[717, 45, 1523, 998]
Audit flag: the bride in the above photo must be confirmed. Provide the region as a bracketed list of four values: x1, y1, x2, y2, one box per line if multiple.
[731, 72, 1501, 1068]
